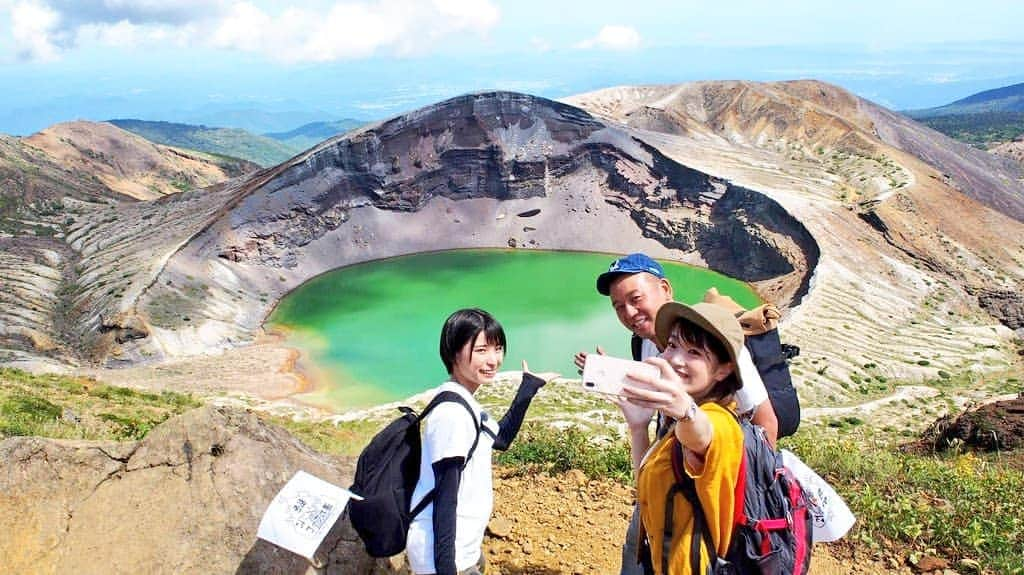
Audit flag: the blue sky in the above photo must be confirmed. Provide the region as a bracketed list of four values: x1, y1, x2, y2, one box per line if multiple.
[1, 0, 1022, 134]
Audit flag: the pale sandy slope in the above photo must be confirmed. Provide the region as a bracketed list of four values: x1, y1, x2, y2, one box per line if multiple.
[564, 81, 1023, 413]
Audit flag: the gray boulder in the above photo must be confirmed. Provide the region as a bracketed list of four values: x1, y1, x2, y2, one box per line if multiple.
[0, 405, 403, 575]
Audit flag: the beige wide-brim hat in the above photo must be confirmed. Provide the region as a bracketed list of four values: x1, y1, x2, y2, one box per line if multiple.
[654, 301, 746, 389]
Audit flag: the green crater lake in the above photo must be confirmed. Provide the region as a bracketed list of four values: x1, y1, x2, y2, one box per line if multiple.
[267, 249, 760, 411]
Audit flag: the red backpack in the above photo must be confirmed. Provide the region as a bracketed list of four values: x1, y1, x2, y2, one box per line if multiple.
[658, 419, 812, 575]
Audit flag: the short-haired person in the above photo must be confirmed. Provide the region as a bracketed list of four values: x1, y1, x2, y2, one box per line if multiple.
[406, 308, 558, 575]
[623, 301, 748, 574]
[573, 253, 777, 575]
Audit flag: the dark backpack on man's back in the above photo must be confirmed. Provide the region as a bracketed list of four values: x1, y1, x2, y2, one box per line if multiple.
[744, 328, 801, 439]
[701, 288, 802, 439]
[347, 391, 480, 557]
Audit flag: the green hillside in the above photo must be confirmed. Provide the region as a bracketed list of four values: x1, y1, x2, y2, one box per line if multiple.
[908, 82, 1024, 117]
[905, 83, 1024, 147]
[109, 119, 300, 167]
[914, 111, 1024, 148]
[263, 119, 365, 152]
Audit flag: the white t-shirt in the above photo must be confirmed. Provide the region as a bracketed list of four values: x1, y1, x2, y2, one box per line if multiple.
[406, 382, 500, 574]
[640, 339, 768, 415]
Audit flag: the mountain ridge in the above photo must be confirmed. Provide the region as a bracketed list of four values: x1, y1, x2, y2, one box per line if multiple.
[109, 119, 299, 167]
[262, 119, 366, 152]
[1, 82, 1020, 422]
[906, 81, 1024, 117]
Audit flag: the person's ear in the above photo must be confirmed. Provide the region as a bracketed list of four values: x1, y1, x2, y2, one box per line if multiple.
[712, 361, 734, 384]
[660, 278, 673, 299]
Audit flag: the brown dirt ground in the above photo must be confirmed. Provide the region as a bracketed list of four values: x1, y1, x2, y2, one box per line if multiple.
[486, 467, 903, 575]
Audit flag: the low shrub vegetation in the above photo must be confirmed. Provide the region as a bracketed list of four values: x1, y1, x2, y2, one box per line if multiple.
[0, 368, 200, 441]
[492, 418, 1023, 573]
[787, 431, 1024, 574]
[497, 423, 633, 483]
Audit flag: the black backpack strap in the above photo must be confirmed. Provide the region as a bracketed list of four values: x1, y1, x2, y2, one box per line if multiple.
[409, 390, 482, 519]
[667, 441, 718, 575]
[631, 333, 644, 361]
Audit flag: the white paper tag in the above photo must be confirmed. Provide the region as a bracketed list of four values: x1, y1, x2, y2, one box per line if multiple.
[257, 470, 363, 559]
[781, 449, 856, 543]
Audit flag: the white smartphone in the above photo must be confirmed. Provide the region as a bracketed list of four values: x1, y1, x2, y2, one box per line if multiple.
[581, 354, 659, 396]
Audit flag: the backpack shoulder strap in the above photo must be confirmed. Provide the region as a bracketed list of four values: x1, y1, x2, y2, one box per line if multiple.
[409, 390, 483, 519]
[631, 334, 644, 361]
[666, 440, 718, 575]
[417, 390, 482, 465]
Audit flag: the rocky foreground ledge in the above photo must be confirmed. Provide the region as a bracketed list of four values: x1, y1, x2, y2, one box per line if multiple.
[0, 405, 396, 574]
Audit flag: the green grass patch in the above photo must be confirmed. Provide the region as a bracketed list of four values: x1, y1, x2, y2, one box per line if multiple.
[0, 368, 200, 441]
[787, 431, 1024, 574]
[496, 423, 632, 483]
[268, 415, 383, 456]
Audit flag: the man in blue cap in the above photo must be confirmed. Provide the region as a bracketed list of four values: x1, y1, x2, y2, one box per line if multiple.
[574, 252, 778, 575]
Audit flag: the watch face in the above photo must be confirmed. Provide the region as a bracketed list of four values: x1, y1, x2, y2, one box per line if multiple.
[684, 400, 697, 421]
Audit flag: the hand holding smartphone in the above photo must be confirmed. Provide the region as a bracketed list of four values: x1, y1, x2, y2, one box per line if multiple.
[581, 354, 659, 396]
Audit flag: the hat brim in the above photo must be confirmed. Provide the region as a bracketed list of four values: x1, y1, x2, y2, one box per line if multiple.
[596, 271, 627, 295]
[654, 302, 745, 390]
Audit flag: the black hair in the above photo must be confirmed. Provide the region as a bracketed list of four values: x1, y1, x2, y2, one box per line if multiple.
[672, 318, 741, 403]
[439, 308, 507, 374]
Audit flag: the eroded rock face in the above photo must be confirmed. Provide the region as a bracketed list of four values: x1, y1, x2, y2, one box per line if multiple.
[196, 92, 812, 279]
[214, 92, 702, 268]
[2, 91, 819, 367]
[0, 405, 398, 575]
[977, 289, 1024, 332]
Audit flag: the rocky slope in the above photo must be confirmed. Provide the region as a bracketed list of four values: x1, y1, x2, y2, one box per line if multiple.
[565, 80, 1023, 399]
[23, 121, 256, 200]
[992, 138, 1024, 169]
[0, 122, 259, 371]
[88, 92, 816, 368]
[1, 83, 1022, 412]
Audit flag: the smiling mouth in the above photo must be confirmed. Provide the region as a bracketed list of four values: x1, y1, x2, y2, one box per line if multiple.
[480, 370, 496, 378]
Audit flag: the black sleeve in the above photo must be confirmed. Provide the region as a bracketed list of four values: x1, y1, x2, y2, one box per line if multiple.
[492, 372, 545, 451]
[431, 456, 464, 575]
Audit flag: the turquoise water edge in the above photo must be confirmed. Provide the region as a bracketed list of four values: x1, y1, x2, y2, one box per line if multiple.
[267, 249, 760, 411]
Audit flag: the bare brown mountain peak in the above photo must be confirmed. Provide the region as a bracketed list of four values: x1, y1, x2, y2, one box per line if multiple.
[2, 89, 1021, 417]
[22, 120, 256, 201]
[566, 79, 1024, 223]
[564, 80, 875, 147]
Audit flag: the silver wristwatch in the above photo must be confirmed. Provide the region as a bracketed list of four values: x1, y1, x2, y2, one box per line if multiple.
[679, 399, 698, 422]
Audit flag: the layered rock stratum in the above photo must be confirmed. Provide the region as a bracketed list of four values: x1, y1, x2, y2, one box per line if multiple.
[1, 82, 1022, 411]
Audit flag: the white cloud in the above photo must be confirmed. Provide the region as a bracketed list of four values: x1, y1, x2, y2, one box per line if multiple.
[575, 25, 641, 51]
[11, 1, 63, 61]
[5, 0, 501, 63]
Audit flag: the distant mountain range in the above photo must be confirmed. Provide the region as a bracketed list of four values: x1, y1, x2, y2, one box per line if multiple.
[904, 82, 1024, 147]
[108, 120, 299, 167]
[263, 120, 365, 152]
[108, 119, 366, 167]
[907, 82, 1024, 117]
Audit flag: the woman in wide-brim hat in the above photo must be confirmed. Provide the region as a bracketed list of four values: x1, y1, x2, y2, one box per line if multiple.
[620, 302, 747, 575]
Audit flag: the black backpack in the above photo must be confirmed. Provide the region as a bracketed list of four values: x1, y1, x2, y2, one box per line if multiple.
[655, 418, 813, 575]
[347, 390, 481, 558]
[632, 326, 802, 440]
[745, 331, 801, 439]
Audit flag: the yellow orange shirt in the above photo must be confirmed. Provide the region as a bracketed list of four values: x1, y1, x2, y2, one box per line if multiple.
[636, 402, 744, 575]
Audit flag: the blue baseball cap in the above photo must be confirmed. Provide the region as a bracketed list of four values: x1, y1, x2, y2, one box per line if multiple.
[596, 253, 666, 295]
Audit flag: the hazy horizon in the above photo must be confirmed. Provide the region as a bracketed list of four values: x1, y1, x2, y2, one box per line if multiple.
[2, 1, 1022, 135]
